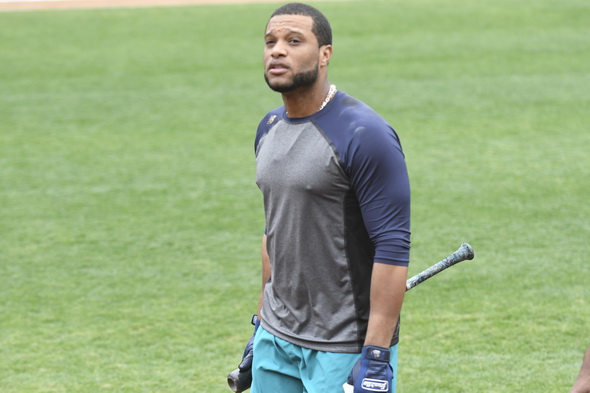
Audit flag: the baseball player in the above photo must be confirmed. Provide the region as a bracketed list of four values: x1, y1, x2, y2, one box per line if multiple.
[239, 3, 411, 393]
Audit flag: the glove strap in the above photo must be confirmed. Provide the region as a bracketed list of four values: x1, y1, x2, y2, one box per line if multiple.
[363, 345, 390, 362]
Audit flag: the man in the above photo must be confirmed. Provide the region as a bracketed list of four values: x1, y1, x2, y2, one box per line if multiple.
[572, 345, 590, 393]
[240, 3, 411, 393]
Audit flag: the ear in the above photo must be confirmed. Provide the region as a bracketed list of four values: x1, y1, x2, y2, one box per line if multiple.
[319, 45, 333, 67]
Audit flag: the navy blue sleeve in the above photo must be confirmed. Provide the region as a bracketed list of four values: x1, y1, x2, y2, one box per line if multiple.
[316, 94, 411, 266]
[347, 120, 411, 266]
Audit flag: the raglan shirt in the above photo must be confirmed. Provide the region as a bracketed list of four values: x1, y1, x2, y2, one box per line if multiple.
[255, 91, 411, 353]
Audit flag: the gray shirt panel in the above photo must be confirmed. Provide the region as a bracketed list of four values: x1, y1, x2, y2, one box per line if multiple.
[256, 119, 365, 352]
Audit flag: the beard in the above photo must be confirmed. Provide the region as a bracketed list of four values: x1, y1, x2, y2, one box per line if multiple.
[264, 64, 319, 93]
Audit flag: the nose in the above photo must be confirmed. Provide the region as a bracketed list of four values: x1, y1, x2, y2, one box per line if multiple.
[270, 40, 287, 58]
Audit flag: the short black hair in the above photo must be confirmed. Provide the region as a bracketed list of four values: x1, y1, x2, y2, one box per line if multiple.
[270, 3, 332, 47]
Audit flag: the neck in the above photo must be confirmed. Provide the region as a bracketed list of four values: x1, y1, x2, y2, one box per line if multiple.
[282, 81, 333, 118]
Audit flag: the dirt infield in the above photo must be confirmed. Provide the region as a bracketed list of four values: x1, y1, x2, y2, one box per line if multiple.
[0, 0, 282, 12]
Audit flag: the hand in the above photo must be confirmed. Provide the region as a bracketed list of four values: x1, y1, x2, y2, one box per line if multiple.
[347, 345, 392, 393]
[238, 315, 260, 373]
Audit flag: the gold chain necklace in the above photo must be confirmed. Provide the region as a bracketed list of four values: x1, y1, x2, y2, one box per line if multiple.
[318, 84, 337, 112]
[286, 84, 337, 117]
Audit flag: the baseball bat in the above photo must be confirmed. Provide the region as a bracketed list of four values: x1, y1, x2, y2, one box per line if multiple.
[405, 243, 474, 291]
[228, 243, 476, 392]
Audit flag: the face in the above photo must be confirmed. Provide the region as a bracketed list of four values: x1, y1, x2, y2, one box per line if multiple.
[263, 14, 329, 93]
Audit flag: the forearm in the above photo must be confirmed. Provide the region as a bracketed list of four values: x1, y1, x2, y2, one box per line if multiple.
[258, 234, 272, 319]
[364, 263, 408, 348]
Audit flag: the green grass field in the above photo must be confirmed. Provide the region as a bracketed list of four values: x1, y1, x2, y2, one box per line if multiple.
[1, 0, 589, 391]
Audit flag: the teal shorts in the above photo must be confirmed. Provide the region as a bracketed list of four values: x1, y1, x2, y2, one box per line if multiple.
[251, 327, 398, 393]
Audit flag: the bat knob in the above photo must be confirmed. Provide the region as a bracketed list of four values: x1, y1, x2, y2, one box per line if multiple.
[227, 368, 252, 393]
[461, 243, 475, 260]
